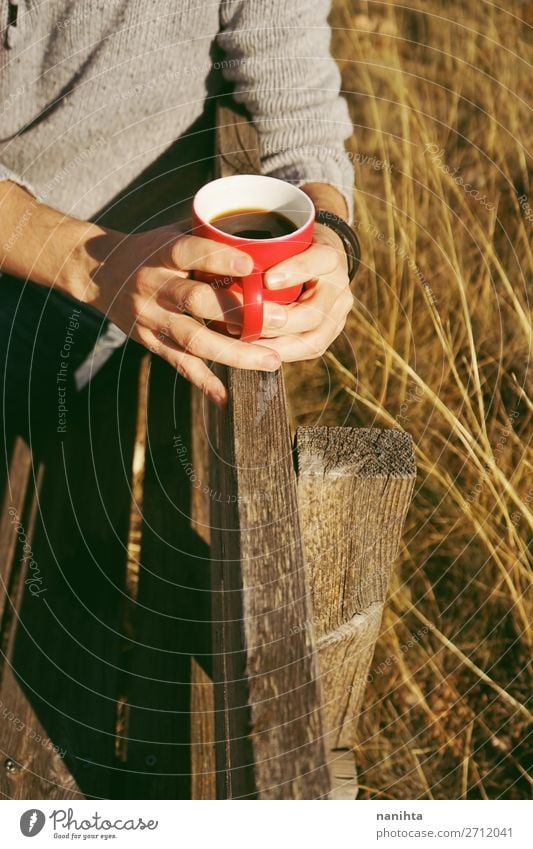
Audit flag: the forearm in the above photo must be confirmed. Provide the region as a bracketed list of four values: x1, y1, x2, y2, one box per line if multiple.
[0, 180, 116, 304]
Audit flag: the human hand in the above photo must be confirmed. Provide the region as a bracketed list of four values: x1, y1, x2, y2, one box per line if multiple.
[251, 221, 354, 361]
[87, 223, 289, 406]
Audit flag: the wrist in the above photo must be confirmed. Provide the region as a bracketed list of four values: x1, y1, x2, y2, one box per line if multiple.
[300, 181, 349, 220]
[314, 209, 361, 281]
[0, 180, 123, 306]
[313, 221, 348, 271]
[59, 220, 124, 309]
[53, 218, 108, 303]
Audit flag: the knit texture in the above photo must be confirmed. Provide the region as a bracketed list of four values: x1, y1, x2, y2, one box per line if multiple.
[0, 1, 354, 222]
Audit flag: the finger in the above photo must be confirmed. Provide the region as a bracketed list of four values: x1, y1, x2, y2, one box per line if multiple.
[163, 234, 254, 277]
[259, 282, 353, 338]
[147, 331, 228, 407]
[154, 311, 281, 372]
[264, 242, 343, 289]
[253, 317, 347, 362]
[160, 278, 288, 331]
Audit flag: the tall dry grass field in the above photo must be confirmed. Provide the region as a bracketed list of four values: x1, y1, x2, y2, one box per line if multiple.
[287, 0, 532, 798]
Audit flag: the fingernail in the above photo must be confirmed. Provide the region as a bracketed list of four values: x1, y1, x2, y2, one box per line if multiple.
[213, 390, 228, 408]
[226, 323, 241, 336]
[233, 256, 253, 276]
[261, 354, 281, 371]
[265, 271, 287, 288]
[266, 306, 287, 329]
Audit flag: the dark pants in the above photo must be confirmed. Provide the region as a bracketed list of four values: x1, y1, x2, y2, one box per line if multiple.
[0, 273, 116, 446]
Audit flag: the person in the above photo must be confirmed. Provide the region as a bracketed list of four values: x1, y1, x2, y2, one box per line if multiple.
[0, 0, 355, 416]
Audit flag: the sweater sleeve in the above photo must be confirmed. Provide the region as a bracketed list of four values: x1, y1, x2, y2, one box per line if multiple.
[216, 0, 355, 222]
[0, 162, 40, 199]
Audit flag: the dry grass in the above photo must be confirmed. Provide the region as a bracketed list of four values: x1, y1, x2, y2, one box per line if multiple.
[287, 0, 532, 798]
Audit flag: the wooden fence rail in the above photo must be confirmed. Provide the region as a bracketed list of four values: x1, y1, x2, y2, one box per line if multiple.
[0, 97, 415, 800]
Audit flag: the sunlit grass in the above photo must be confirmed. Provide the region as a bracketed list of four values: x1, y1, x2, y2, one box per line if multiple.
[288, 0, 532, 798]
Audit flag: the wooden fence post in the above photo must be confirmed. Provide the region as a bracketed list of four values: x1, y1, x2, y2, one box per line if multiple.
[296, 428, 416, 798]
[206, 368, 331, 799]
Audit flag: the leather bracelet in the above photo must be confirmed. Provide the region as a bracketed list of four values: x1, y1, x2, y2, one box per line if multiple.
[315, 209, 361, 282]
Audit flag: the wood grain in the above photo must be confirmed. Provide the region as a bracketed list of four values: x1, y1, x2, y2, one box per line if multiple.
[189, 386, 216, 799]
[208, 367, 330, 799]
[296, 426, 416, 798]
[0, 438, 32, 628]
[189, 658, 216, 800]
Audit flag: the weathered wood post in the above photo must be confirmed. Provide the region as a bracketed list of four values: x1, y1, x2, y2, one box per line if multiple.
[296, 428, 415, 798]
[189, 101, 330, 800]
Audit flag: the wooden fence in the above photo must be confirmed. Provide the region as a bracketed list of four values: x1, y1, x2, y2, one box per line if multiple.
[0, 99, 415, 800]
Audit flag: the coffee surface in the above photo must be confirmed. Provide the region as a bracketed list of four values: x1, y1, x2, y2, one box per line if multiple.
[210, 207, 297, 239]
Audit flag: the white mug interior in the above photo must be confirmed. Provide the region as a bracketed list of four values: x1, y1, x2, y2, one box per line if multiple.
[193, 174, 314, 237]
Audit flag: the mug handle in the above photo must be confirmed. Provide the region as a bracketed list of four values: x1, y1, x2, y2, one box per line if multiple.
[240, 269, 264, 342]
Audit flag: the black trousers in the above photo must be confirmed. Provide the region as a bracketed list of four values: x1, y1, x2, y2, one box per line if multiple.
[0, 273, 115, 446]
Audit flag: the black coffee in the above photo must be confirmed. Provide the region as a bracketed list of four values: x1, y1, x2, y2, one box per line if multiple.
[210, 207, 297, 239]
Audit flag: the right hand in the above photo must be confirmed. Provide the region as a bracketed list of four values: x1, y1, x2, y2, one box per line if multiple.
[86, 223, 287, 406]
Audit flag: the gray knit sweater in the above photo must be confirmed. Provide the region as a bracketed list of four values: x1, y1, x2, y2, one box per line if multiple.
[0, 0, 354, 223]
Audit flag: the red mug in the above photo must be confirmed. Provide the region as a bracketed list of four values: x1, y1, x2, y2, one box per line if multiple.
[192, 175, 315, 342]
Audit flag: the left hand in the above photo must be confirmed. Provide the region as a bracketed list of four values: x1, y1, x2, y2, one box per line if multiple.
[253, 221, 354, 360]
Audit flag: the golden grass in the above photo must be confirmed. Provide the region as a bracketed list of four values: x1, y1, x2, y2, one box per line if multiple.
[288, 0, 532, 798]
